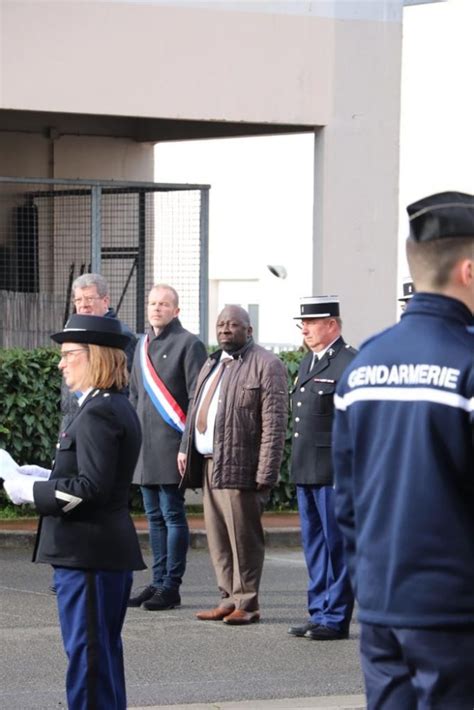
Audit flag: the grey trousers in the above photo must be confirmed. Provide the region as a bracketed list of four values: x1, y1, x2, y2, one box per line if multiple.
[203, 460, 265, 612]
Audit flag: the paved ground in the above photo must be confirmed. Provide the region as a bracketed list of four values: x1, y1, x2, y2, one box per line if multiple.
[0, 541, 365, 709]
[134, 697, 366, 710]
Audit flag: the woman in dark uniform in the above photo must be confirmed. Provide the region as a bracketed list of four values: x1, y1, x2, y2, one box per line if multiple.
[2, 314, 145, 710]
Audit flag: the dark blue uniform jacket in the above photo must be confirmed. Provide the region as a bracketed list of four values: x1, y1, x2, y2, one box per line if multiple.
[290, 337, 357, 486]
[333, 293, 474, 628]
[33, 388, 146, 572]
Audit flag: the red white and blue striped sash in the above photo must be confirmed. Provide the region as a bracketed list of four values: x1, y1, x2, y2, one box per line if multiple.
[139, 335, 186, 433]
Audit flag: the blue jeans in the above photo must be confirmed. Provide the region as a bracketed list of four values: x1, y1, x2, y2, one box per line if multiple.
[141, 485, 189, 591]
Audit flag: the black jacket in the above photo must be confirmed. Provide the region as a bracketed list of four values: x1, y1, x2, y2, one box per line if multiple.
[32, 388, 145, 572]
[290, 337, 356, 486]
[130, 318, 207, 486]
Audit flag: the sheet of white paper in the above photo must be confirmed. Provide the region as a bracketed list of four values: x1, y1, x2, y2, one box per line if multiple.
[0, 449, 20, 481]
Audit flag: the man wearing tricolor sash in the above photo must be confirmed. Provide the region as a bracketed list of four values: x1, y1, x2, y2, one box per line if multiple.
[128, 284, 207, 611]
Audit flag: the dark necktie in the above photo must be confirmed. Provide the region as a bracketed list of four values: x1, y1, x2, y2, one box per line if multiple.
[196, 358, 232, 434]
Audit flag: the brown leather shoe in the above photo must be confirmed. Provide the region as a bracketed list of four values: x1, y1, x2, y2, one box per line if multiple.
[222, 609, 260, 625]
[196, 605, 235, 621]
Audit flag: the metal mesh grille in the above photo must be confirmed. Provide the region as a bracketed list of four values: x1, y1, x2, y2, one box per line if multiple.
[0, 178, 209, 348]
[100, 189, 148, 336]
[49, 191, 92, 326]
[154, 190, 203, 335]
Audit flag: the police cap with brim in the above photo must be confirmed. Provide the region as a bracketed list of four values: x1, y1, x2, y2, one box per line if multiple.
[398, 279, 415, 302]
[51, 314, 131, 350]
[407, 191, 474, 242]
[294, 296, 340, 319]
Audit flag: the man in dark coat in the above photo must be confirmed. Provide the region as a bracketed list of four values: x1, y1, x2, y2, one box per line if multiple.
[333, 192, 474, 708]
[61, 272, 137, 430]
[288, 296, 356, 641]
[128, 284, 207, 610]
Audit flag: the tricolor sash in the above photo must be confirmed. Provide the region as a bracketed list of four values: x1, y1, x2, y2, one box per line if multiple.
[139, 335, 186, 433]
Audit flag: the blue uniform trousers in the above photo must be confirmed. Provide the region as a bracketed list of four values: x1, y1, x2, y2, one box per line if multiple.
[361, 623, 474, 709]
[54, 567, 132, 710]
[297, 484, 353, 632]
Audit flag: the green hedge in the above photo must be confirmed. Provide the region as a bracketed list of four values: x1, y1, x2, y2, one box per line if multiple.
[0, 346, 305, 514]
[270, 350, 304, 510]
[0, 347, 62, 514]
[0, 348, 62, 464]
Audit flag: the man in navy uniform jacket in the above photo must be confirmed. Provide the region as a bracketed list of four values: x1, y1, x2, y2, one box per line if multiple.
[288, 296, 356, 641]
[333, 191, 474, 709]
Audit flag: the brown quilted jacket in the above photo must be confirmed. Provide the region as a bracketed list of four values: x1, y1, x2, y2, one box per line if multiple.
[180, 339, 288, 489]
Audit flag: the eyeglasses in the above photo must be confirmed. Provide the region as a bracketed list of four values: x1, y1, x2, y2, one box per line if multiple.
[72, 296, 103, 306]
[59, 348, 88, 362]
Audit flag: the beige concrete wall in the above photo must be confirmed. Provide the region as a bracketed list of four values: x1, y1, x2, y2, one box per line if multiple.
[0, 133, 153, 181]
[0, 0, 331, 125]
[56, 136, 154, 181]
[0, 133, 50, 179]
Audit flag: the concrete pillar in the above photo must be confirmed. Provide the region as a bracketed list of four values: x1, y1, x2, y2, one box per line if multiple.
[312, 6, 402, 346]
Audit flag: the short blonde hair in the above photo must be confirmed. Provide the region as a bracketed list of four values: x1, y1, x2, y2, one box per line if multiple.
[87, 344, 128, 390]
[150, 283, 179, 306]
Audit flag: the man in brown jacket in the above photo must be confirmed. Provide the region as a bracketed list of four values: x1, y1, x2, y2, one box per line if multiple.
[178, 305, 288, 625]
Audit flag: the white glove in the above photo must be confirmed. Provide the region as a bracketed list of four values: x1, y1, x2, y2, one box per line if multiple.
[18, 465, 51, 480]
[3, 474, 36, 505]
[0, 449, 20, 481]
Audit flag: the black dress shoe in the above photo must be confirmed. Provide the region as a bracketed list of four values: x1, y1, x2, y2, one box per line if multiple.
[288, 621, 321, 637]
[304, 625, 349, 641]
[143, 588, 181, 611]
[127, 585, 157, 608]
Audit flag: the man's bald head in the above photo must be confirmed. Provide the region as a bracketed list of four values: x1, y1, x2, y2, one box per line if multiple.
[216, 305, 252, 353]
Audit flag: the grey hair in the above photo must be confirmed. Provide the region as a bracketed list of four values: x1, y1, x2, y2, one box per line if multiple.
[72, 273, 109, 297]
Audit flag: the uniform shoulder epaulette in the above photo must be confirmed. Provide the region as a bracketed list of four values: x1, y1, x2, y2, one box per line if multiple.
[344, 344, 358, 355]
